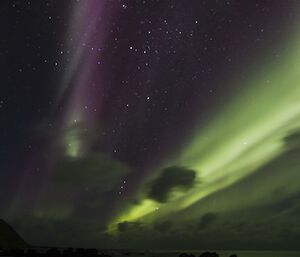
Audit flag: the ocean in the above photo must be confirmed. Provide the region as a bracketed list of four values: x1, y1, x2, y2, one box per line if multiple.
[150, 251, 300, 257]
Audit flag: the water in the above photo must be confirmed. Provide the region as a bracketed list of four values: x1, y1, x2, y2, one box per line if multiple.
[1, 248, 299, 257]
[217, 251, 300, 257]
[152, 250, 300, 257]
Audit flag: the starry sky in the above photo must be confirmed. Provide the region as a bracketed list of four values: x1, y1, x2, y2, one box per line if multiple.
[1, 0, 300, 250]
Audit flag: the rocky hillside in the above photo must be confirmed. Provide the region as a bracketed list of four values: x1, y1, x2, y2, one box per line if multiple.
[0, 219, 27, 248]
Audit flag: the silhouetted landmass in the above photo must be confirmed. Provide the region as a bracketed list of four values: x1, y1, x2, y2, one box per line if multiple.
[179, 252, 236, 257]
[179, 252, 220, 257]
[199, 252, 219, 257]
[0, 248, 239, 257]
[0, 219, 27, 249]
[0, 220, 237, 257]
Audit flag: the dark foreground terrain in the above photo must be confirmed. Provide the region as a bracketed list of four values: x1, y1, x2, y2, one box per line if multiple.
[0, 248, 237, 257]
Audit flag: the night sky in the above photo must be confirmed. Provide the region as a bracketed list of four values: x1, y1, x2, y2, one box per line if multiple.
[1, 0, 300, 250]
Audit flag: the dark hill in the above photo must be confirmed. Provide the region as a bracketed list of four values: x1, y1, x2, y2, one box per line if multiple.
[0, 219, 27, 248]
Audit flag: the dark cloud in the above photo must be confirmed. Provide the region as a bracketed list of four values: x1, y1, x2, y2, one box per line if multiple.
[268, 191, 300, 213]
[154, 220, 173, 233]
[47, 153, 131, 219]
[117, 221, 143, 233]
[54, 153, 130, 191]
[148, 166, 196, 203]
[284, 129, 300, 149]
[198, 212, 218, 230]
[10, 217, 112, 248]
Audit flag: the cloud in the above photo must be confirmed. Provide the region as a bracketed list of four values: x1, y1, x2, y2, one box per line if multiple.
[11, 217, 112, 248]
[117, 221, 143, 233]
[154, 220, 173, 233]
[54, 153, 130, 191]
[147, 166, 196, 203]
[198, 212, 217, 229]
[268, 191, 300, 213]
[284, 129, 300, 149]
[45, 153, 131, 219]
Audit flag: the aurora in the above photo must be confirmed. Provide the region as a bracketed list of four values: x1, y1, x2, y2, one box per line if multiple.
[1, 0, 300, 250]
[107, 19, 300, 230]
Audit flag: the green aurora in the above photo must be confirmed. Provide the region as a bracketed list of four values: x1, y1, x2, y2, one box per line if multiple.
[108, 22, 300, 234]
[4, 1, 300, 250]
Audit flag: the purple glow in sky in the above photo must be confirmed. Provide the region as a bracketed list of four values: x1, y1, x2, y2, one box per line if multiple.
[58, 0, 116, 157]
